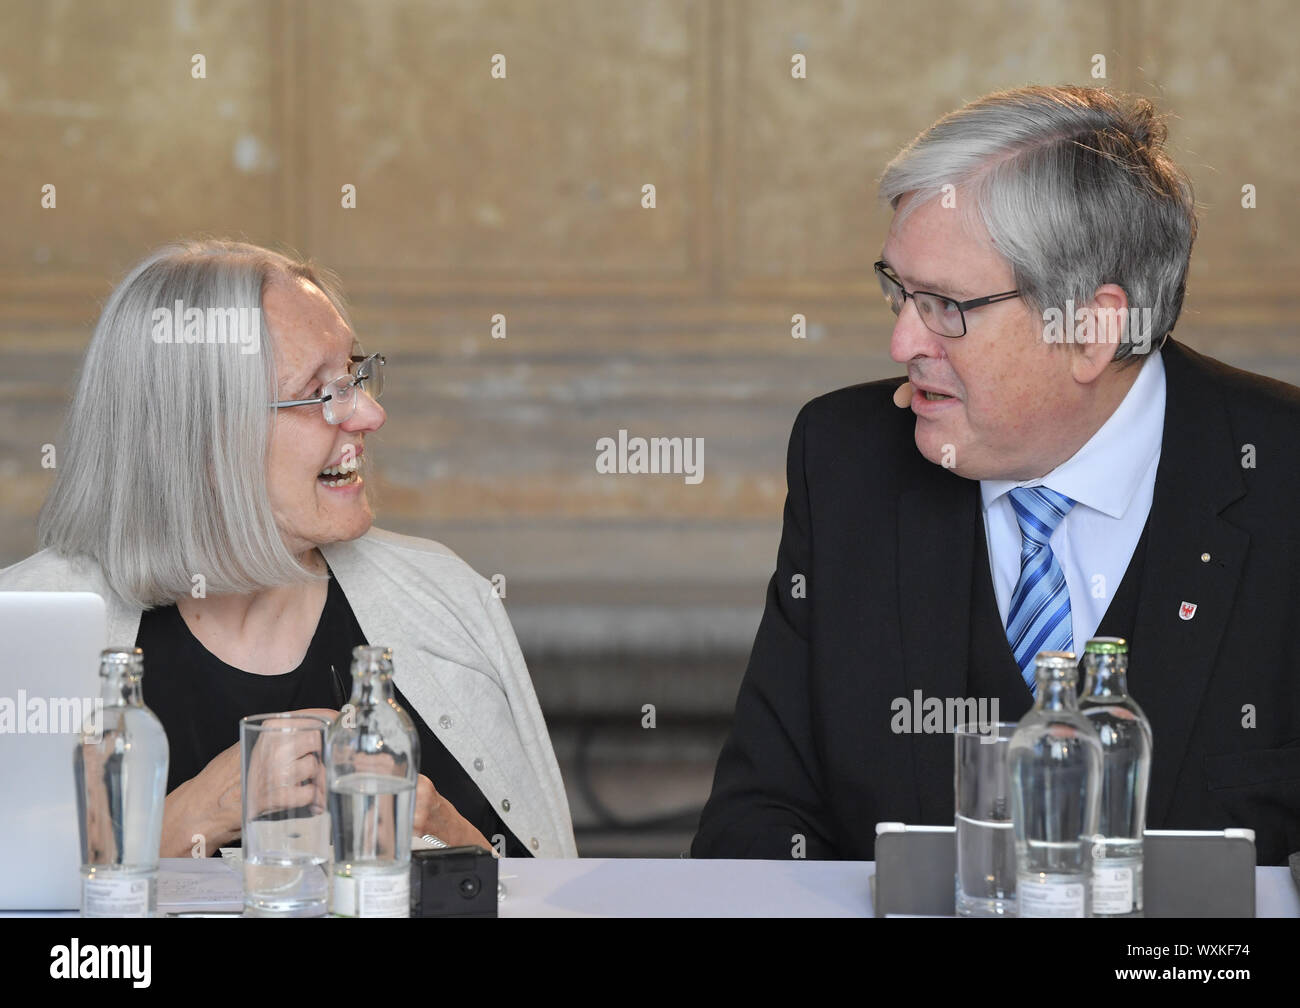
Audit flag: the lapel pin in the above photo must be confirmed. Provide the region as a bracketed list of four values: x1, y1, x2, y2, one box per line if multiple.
[1179, 601, 1198, 621]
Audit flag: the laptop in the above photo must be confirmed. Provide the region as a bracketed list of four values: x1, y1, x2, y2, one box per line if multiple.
[0, 592, 107, 910]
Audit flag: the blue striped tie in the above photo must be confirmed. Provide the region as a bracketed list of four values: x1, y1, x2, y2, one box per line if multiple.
[1005, 486, 1076, 696]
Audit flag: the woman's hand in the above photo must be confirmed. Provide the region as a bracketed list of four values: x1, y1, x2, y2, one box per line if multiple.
[413, 774, 494, 854]
[157, 708, 494, 859]
[161, 741, 242, 857]
[159, 708, 337, 858]
[243, 716, 330, 820]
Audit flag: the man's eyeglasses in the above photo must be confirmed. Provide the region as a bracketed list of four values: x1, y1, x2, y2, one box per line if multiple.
[271, 352, 385, 424]
[874, 261, 1020, 338]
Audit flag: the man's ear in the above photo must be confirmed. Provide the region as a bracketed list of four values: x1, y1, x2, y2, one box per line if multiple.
[1071, 283, 1130, 385]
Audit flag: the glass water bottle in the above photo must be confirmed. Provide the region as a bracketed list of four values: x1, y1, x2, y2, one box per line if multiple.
[73, 648, 170, 917]
[326, 645, 420, 917]
[1079, 637, 1152, 917]
[1009, 652, 1103, 918]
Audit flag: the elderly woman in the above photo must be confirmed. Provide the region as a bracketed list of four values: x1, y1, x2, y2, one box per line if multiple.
[0, 239, 576, 859]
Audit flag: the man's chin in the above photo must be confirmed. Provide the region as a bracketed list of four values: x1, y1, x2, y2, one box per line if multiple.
[914, 429, 963, 475]
[914, 439, 1011, 482]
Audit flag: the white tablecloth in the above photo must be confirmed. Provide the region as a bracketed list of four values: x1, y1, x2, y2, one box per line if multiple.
[10, 858, 1296, 917]
[494, 858, 1299, 918]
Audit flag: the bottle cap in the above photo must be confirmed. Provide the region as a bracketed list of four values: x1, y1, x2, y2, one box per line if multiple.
[99, 647, 144, 673]
[1084, 637, 1128, 655]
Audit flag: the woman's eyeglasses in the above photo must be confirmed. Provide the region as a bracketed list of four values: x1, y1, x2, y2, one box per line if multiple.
[271, 352, 385, 424]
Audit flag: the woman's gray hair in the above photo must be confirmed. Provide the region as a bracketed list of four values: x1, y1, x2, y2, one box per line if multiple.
[38, 238, 353, 608]
[879, 85, 1197, 361]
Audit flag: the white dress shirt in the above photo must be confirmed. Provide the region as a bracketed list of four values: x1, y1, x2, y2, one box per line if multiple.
[981, 351, 1166, 652]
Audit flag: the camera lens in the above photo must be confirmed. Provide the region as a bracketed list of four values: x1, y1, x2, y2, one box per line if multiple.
[459, 875, 481, 899]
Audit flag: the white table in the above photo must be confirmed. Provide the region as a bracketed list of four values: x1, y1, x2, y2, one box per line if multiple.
[494, 858, 1299, 918]
[12, 858, 1295, 917]
[498, 857, 874, 917]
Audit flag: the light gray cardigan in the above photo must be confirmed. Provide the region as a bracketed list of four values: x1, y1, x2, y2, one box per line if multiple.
[0, 527, 577, 858]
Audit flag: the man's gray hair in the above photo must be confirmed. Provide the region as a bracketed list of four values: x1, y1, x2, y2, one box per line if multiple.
[879, 85, 1197, 361]
[38, 239, 353, 607]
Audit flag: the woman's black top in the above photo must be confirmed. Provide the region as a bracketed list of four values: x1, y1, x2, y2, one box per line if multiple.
[136, 567, 528, 857]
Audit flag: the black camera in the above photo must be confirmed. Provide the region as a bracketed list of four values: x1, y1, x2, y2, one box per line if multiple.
[410, 846, 498, 918]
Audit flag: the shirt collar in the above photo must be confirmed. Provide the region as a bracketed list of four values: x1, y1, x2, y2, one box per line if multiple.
[980, 350, 1166, 520]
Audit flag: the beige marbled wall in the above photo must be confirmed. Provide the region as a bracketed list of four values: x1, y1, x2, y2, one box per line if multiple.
[1, 0, 1296, 600]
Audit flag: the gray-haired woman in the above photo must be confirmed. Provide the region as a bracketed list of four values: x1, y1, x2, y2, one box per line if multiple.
[0, 239, 576, 859]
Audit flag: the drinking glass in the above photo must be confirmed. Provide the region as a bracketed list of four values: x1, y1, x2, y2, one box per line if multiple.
[955, 721, 1018, 917]
[240, 712, 333, 917]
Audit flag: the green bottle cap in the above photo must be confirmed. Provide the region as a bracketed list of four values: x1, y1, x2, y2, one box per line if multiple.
[1085, 637, 1128, 655]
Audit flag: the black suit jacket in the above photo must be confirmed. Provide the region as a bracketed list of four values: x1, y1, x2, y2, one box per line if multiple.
[693, 339, 1300, 865]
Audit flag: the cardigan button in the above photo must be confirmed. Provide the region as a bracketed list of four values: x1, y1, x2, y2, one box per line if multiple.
[473, 758, 484, 771]
[530, 837, 539, 850]
[438, 715, 452, 729]
[501, 798, 511, 812]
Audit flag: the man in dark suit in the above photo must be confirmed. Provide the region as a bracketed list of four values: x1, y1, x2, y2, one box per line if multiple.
[693, 85, 1300, 866]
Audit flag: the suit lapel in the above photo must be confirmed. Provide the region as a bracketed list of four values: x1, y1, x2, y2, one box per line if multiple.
[898, 465, 980, 823]
[1131, 341, 1248, 824]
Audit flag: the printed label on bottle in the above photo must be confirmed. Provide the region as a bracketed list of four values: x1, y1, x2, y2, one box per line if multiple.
[83, 876, 150, 917]
[332, 874, 358, 917]
[1092, 862, 1135, 915]
[359, 873, 409, 917]
[1017, 878, 1086, 918]
[332, 871, 408, 917]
